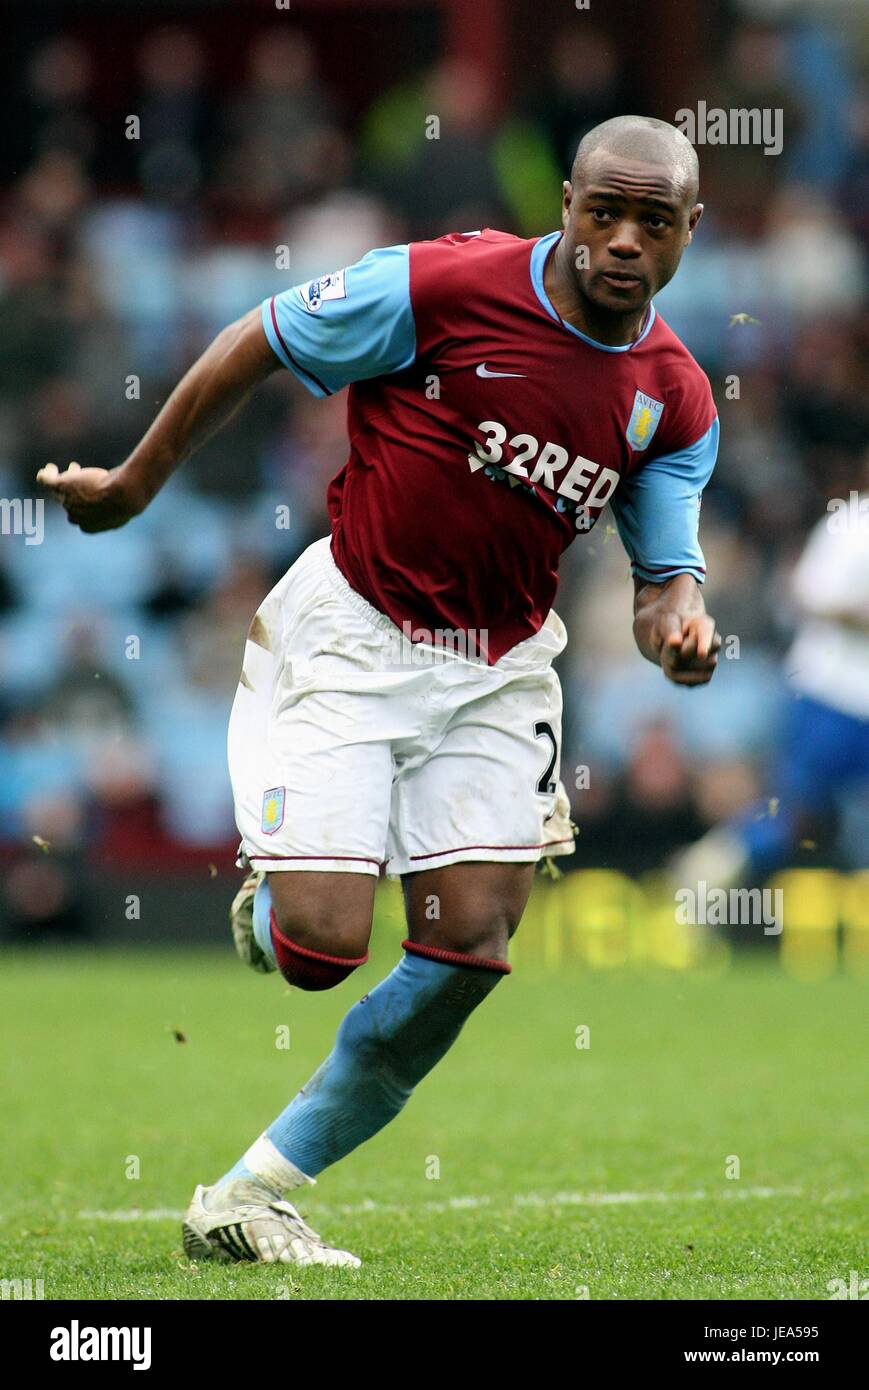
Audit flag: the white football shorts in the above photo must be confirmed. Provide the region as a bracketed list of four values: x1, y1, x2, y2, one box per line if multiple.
[227, 537, 575, 877]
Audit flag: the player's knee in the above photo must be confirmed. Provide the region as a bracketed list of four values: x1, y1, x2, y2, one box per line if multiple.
[269, 911, 367, 989]
[266, 873, 374, 989]
[416, 902, 519, 964]
[269, 905, 371, 991]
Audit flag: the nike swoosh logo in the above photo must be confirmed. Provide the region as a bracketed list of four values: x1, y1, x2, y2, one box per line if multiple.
[476, 363, 527, 378]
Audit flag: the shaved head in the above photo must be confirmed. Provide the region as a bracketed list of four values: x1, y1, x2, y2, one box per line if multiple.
[549, 112, 705, 345]
[572, 115, 699, 205]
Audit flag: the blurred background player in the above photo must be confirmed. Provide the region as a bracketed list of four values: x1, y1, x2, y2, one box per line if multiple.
[675, 486, 869, 890]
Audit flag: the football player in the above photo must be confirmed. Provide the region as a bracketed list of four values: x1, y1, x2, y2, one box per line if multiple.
[39, 115, 720, 1267]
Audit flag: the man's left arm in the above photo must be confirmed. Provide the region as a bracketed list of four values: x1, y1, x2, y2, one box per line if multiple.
[609, 413, 720, 687]
[632, 572, 720, 686]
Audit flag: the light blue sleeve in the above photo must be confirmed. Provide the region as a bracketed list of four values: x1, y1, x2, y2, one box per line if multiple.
[609, 417, 719, 584]
[261, 243, 416, 397]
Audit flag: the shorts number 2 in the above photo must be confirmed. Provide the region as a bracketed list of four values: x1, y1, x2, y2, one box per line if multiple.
[533, 720, 558, 795]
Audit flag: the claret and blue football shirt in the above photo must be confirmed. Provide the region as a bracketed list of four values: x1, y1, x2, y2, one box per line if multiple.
[262, 229, 719, 664]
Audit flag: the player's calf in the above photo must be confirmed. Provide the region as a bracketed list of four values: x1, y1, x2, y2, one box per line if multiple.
[216, 872, 519, 1196]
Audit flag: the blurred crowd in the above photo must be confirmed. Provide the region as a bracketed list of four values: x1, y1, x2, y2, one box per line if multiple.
[0, 7, 867, 937]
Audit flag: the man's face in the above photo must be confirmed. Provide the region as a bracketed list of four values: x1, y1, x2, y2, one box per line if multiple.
[562, 149, 702, 316]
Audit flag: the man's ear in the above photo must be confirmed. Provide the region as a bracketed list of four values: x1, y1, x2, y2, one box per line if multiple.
[562, 179, 572, 229]
[685, 202, 704, 244]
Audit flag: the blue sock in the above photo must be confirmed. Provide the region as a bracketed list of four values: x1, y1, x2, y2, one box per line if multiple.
[252, 878, 277, 968]
[258, 950, 506, 1177]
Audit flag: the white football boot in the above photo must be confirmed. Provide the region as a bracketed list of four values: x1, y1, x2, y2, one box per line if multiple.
[230, 867, 276, 973]
[183, 1178, 360, 1268]
[183, 1135, 360, 1268]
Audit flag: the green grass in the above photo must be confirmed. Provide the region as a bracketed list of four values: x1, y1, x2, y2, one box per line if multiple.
[0, 930, 865, 1300]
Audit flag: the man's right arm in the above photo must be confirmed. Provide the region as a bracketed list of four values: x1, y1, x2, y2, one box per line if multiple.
[39, 243, 417, 532]
[37, 306, 280, 532]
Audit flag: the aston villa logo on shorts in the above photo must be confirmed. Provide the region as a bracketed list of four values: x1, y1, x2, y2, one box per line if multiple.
[626, 390, 664, 451]
[261, 787, 286, 835]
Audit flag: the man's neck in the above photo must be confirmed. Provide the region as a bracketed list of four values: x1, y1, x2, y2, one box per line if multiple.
[545, 237, 649, 348]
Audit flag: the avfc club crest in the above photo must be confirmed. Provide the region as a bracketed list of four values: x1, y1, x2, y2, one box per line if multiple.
[626, 390, 664, 451]
[261, 786, 286, 835]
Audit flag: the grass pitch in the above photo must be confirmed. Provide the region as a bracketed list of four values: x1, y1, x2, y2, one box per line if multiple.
[0, 919, 865, 1300]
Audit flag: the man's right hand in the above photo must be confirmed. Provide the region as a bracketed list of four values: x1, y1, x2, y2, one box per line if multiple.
[36, 462, 145, 533]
